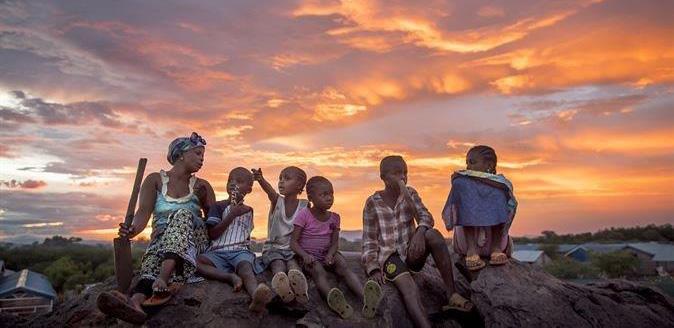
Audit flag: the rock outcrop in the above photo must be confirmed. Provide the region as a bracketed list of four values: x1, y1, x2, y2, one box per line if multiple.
[7, 252, 674, 327]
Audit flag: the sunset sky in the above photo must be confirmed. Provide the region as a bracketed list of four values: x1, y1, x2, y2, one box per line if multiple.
[1, 0, 673, 244]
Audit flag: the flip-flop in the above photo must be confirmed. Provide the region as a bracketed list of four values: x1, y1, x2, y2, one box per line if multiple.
[288, 269, 309, 304]
[272, 272, 295, 303]
[465, 254, 486, 271]
[249, 283, 273, 313]
[442, 293, 474, 313]
[143, 282, 182, 307]
[489, 252, 509, 266]
[327, 288, 353, 319]
[362, 280, 382, 319]
[97, 290, 147, 324]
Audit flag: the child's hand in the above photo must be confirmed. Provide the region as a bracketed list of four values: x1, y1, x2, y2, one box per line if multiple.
[302, 254, 316, 266]
[369, 270, 384, 285]
[229, 204, 252, 217]
[251, 168, 263, 181]
[408, 229, 427, 260]
[325, 253, 335, 265]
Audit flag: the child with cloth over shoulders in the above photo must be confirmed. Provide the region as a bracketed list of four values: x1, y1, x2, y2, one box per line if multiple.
[441, 145, 518, 271]
[252, 166, 311, 304]
[362, 155, 473, 328]
[196, 167, 272, 313]
[291, 176, 382, 319]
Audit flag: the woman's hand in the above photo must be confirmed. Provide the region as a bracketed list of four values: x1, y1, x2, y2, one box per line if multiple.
[118, 222, 136, 239]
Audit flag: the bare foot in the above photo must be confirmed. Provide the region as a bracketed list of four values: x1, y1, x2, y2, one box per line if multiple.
[229, 274, 243, 292]
[152, 277, 168, 293]
[248, 283, 273, 313]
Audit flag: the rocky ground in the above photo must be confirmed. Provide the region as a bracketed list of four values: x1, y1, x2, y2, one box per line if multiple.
[5, 251, 674, 327]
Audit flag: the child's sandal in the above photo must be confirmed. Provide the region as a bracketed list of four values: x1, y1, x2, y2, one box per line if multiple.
[327, 288, 353, 319]
[489, 252, 508, 266]
[465, 254, 486, 271]
[271, 272, 295, 303]
[362, 280, 382, 319]
[442, 293, 474, 313]
[288, 269, 309, 304]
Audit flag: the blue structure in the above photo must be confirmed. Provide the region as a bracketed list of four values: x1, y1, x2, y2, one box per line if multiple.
[0, 269, 57, 314]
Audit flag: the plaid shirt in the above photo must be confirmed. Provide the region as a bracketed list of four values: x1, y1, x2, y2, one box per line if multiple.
[361, 186, 434, 275]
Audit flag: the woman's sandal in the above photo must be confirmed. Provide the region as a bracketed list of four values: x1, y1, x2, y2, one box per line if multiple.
[442, 293, 475, 313]
[272, 271, 295, 303]
[327, 288, 353, 319]
[143, 280, 182, 307]
[288, 269, 309, 304]
[97, 290, 147, 324]
[489, 252, 509, 266]
[465, 254, 486, 271]
[362, 280, 382, 319]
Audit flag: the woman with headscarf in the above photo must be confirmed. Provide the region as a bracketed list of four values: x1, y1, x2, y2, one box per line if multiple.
[97, 132, 216, 324]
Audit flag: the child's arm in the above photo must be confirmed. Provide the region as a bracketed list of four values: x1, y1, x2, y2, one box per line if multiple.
[208, 204, 251, 240]
[324, 216, 340, 265]
[290, 226, 315, 265]
[362, 197, 383, 284]
[252, 168, 279, 206]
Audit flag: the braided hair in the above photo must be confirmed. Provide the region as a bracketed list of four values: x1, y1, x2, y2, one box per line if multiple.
[306, 176, 332, 208]
[466, 145, 497, 173]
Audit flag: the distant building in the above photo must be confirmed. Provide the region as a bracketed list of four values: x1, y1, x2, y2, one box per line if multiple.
[512, 250, 551, 266]
[517, 242, 674, 275]
[0, 269, 57, 315]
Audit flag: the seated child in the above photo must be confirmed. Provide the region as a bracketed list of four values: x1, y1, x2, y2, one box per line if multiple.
[290, 176, 382, 319]
[362, 155, 473, 328]
[441, 145, 517, 271]
[252, 166, 310, 304]
[196, 167, 272, 313]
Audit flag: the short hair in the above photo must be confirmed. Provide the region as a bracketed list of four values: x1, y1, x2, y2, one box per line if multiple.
[306, 176, 332, 195]
[379, 155, 406, 175]
[467, 145, 497, 166]
[228, 167, 253, 185]
[281, 166, 307, 192]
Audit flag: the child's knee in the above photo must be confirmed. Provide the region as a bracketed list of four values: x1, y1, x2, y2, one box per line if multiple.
[424, 228, 445, 245]
[197, 255, 212, 266]
[236, 261, 256, 277]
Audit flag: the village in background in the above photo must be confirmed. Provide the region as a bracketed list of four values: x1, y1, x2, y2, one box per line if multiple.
[1, 224, 673, 316]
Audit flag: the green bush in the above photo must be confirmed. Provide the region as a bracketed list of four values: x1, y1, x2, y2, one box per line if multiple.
[543, 257, 599, 279]
[591, 251, 639, 278]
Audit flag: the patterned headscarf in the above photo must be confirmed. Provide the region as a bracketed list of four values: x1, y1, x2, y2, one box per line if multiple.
[167, 132, 207, 165]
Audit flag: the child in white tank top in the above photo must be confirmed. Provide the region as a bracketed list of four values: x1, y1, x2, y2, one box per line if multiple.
[252, 166, 310, 304]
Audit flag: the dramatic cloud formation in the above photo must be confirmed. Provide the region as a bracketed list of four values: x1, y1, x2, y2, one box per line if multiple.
[1, 0, 672, 243]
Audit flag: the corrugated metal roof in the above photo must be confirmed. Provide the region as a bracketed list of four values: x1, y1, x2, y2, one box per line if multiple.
[628, 243, 674, 262]
[512, 250, 544, 263]
[0, 269, 57, 299]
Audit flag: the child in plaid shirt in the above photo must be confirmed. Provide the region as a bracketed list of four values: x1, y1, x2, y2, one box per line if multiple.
[362, 156, 473, 328]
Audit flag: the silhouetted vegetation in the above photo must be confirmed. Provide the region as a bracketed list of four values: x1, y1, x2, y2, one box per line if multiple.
[0, 235, 145, 294]
[514, 224, 674, 244]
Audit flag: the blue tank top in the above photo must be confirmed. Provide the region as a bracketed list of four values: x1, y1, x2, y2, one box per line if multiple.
[152, 170, 203, 233]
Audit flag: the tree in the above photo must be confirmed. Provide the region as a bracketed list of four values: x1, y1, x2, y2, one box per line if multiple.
[540, 244, 560, 260]
[543, 257, 599, 279]
[44, 257, 88, 292]
[591, 251, 639, 278]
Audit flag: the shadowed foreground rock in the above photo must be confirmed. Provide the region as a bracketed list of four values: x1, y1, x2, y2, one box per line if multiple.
[7, 252, 674, 327]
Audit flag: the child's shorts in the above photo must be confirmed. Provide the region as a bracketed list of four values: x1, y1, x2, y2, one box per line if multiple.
[260, 248, 295, 269]
[383, 252, 424, 282]
[201, 249, 262, 274]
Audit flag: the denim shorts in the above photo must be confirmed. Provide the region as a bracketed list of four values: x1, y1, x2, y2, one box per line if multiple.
[201, 249, 262, 274]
